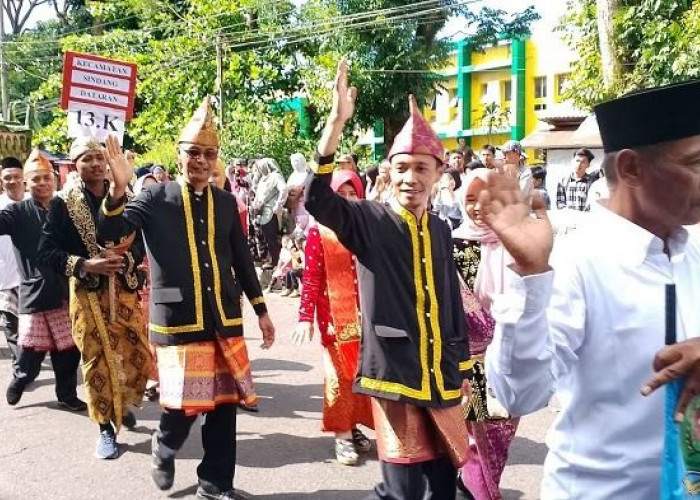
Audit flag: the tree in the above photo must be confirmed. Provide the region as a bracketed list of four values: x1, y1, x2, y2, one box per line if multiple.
[2, 0, 51, 34]
[479, 102, 509, 145]
[595, 0, 621, 86]
[29, 0, 307, 155]
[300, 0, 539, 152]
[560, 0, 699, 108]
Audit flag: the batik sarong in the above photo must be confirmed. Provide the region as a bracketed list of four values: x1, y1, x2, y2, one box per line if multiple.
[156, 335, 256, 416]
[18, 303, 75, 352]
[70, 278, 151, 431]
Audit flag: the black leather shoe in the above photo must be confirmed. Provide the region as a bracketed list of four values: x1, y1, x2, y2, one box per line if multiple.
[196, 484, 249, 500]
[6, 379, 25, 406]
[123, 410, 137, 429]
[151, 433, 175, 491]
[57, 396, 87, 412]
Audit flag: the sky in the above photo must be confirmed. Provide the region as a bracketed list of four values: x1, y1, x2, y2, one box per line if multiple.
[23, 0, 568, 39]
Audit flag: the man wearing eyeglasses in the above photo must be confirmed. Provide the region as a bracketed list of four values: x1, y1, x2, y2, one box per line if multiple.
[98, 96, 275, 500]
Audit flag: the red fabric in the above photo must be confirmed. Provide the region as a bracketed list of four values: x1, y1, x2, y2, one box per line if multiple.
[298, 226, 333, 346]
[388, 95, 444, 164]
[234, 193, 248, 237]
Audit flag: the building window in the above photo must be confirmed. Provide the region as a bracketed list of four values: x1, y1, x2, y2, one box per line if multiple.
[481, 83, 489, 99]
[556, 73, 571, 101]
[534, 76, 547, 99]
[534, 76, 547, 112]
[502, 80, 512, 103]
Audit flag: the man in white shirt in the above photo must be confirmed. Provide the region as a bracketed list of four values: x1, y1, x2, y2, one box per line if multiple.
[0, 157, 31, 403]
[482, 80, 700, 499]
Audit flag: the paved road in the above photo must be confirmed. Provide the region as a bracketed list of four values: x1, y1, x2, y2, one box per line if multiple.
[0, 294, 553, 499]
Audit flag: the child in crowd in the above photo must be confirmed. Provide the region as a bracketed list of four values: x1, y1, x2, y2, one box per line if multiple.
[266, 235, 293, 293]
[282, 238, 305, 297]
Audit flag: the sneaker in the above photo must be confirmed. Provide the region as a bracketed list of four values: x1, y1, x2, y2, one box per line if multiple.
[94, 427, 119, 459]
[57, 396, 87, 412]
[335, 438, 358, 466]
[196, 484, 249, 500]
[6, 379, 25, 406]
[123, 410, 137, 429]
[280, 288, 292, 297]
[289, 289, 300, 298]
[151, 433, 175, 491]
[351, 428, 372, 453]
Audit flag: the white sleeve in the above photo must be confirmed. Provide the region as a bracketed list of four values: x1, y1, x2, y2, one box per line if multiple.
[485, 257, 586, 416]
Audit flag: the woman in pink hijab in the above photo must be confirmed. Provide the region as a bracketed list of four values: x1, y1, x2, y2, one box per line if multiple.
[452, 168, 519, 500]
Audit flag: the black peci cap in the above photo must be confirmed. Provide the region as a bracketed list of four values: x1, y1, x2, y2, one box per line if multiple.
[594, 80, 700, 153]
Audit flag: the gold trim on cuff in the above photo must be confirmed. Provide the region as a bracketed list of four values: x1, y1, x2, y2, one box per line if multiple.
[311, 162, 335, 175]
[101, 200, 125, 217]
[65, 255, 81, 277]
[250, 296, 265, 306]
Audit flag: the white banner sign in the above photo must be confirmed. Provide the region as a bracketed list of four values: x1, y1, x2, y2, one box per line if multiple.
[72, 56, 134, 79]
[71, 70, 132, 93]
[67, 108, 125, 144]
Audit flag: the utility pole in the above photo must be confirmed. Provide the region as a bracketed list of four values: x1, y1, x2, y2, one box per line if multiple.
[0, 0, 9, 122]
[215, 32, 224, 127]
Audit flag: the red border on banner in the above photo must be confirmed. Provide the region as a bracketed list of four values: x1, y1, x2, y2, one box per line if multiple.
[61, 51, 137, 121]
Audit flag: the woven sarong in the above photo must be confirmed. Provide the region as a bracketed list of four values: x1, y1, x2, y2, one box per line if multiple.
[371, 398, 469, 467]
[156, 335, 256, 416]
[18, 303, 75, 352]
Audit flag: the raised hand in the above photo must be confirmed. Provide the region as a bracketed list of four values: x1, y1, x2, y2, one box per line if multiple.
[104, 135, 132, 197]
[318, 59, 358, 157]
[329, 59, 357, 125]
[478, 173, 553, 276]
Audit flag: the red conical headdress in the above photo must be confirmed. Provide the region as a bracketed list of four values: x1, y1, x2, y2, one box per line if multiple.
[388, 95, 444, 164]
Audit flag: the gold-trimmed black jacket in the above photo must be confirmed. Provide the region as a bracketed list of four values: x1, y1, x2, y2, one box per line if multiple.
[98, 179, 267, 345]
[306, 171, 470, 408]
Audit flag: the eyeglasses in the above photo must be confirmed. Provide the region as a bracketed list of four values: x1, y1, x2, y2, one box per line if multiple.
[183, 148, 219, 161]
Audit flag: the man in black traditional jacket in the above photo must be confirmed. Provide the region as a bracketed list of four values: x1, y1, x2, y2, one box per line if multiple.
[99, 97, 275, 500]
[305, 60, 470, 499]
[38, 136, 151, 460]
[0, 149, 84, 410]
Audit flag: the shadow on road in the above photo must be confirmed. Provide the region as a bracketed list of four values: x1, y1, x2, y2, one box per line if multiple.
[502, 488, 525, 499]
[506, 436, 548, 466]
[249, 381, 324, 419]
[167, 484, 198, 498]
[237, 432, 378, 468]
[251, 358, 315, 373]
[256, 490, 368, 500]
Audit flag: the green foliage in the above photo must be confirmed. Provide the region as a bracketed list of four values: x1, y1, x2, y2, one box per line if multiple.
[138, 141, 179, 174]
[220, 103, 316, 178]
[7, 0, 537, 161]
[479, 102, 510, 143]
[560, 0, 700, 109]
[300, 0, 538, 149]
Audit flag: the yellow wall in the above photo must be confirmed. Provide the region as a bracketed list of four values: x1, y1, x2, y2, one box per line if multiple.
[365, 35, 577, 156]
[471, 44, 510, 66]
